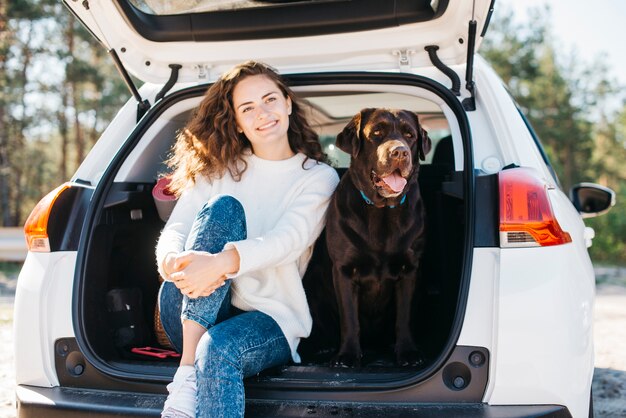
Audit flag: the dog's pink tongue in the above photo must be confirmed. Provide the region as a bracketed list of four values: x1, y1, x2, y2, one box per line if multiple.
[381, 173, 407, 192]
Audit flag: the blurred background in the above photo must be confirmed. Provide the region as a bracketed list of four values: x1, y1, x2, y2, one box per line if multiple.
[0, 0, 625, 417]
[1, 0, 626, 264]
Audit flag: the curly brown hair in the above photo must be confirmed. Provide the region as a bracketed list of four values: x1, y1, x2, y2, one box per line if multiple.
[166, 61, 326, 195]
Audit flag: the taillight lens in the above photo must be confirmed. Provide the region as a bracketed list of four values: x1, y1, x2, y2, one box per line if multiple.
[23, 183, 71, 252]
[499, 167, 572, 247]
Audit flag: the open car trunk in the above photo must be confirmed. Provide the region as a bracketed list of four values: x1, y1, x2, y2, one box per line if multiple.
[74, 73, 477, 399]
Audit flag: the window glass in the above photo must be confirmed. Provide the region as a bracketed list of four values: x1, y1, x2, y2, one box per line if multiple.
[301, 92, 450, 168]
[129, 0, 344, 15]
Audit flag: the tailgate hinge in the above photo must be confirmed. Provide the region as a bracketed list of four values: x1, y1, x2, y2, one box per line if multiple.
[195, 64, 211, 81]
[108, 48, 150, 122]
[393, 49, 415, 72]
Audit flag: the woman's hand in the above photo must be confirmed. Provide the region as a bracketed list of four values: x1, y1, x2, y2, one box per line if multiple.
[169, 249, 240, 299]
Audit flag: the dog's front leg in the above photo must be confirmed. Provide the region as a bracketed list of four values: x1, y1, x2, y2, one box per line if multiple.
[331, 265, 362, 367]
[394, 276, 423, 367]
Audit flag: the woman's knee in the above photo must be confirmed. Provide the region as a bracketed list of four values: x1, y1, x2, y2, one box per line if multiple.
[189, 195, 247, 252]
[195, 329, 241, 374]
[199, 195, 245, 220]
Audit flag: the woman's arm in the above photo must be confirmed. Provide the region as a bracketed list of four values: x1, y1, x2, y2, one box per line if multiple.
[155, 178, 208, 280]
[167, 249, 240, 298]
[225, 166, 339, 277]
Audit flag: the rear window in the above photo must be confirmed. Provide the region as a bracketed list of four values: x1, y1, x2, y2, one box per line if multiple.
[129, 0, 350, 15]
[302, 91, 451, 168]
[118, 0, 448, 41]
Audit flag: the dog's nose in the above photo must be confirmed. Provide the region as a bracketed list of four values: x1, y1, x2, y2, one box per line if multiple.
[390, 145, 409, 160]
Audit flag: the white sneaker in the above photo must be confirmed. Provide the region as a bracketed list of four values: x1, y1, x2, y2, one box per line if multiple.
[162, 365, 197, 418]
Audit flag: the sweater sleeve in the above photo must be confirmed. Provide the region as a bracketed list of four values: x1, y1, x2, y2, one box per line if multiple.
[225, 167, 339, 278]
[155, 177, 209, 279]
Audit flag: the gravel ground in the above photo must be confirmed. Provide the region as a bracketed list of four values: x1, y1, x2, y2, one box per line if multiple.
[0, 267, 624, 417]
[0, 298, 14, 418]
[592, 266, 626, 417]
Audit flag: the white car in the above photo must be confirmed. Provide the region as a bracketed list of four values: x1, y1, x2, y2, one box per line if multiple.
[14, 1, 614, 417]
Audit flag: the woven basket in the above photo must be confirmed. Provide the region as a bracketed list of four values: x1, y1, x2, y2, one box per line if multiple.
[154, 276, 173, 349]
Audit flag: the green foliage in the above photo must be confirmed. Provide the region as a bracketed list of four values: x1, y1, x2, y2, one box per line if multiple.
[484, 5, 626, 265]
[587, 188, 626, 263]
[0, 0, 128, 225]
[1, 0, 625, 267]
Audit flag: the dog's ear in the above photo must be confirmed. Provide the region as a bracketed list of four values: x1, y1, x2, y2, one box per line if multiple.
[415, 113, 432, 161]
[336, 108, 373, 157]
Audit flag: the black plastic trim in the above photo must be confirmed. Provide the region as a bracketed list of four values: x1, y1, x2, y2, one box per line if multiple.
[473, 174, 499, 247]
[155, 64, 182, 102]
[17, 385, 572, 418]
[114, 0, 449, 42]
[515, 106, 562, 189]
[47, 183, 94, 252]
[480, 0, 497, 37]
[425, 46, 461, 96]
[72, 72, 475, 397]
[55, 337, 490, 402]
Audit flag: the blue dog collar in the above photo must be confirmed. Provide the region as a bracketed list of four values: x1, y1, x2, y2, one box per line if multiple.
[359, 190, 406, 208]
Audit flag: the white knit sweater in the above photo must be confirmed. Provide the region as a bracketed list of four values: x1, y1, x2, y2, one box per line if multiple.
[155, 152, 339, 362]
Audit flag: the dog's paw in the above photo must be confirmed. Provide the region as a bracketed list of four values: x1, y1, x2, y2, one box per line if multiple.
[330, 352, 362, 368]
[396, 349, 425, 367]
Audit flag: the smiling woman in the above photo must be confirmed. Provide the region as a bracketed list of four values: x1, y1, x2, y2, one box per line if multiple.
[154, 61, 339, 418]
[232, 75, 294, 160]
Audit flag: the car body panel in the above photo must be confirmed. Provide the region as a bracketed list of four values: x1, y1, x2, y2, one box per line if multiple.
[14, 9, 599, 412]
[471, 56, 555, 181]
[489, 244, 594, 418]
[72, 84, 161, 185]
[16, 385, 572, 418]
[14, 252, 77, 387]
[62, 0, 494, 83]
[456, 247, 498, 359]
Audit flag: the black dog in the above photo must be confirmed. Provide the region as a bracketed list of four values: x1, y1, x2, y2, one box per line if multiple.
[318, 108, 431, 367]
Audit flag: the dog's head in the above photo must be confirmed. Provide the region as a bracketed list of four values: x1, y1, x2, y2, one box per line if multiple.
[336, 108, 432, 206]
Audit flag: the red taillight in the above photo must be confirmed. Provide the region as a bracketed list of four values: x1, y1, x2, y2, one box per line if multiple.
[23, 183, 71, 252]
[499, 167, 572, 247]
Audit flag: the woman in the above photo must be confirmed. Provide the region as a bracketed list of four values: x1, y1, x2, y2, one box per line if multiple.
[155, 61, 339, 418]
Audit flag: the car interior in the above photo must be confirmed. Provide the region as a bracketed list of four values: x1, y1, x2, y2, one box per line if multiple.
[79, 84, 467, 386]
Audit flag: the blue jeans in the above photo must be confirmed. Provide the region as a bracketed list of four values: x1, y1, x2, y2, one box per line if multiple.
[158, 195, 291, 418]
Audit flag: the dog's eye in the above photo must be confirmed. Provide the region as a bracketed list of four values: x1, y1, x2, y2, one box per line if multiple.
[373, 130, 381, 136]
[404, 132, 414, 139]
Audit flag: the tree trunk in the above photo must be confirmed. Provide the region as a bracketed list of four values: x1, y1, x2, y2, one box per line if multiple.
[0, 0, 11, 226]
[73, 83, 84, 168]
[66, 21, 85, 170]
[13, 23, 35, 225]
[58, 87, 69, 181]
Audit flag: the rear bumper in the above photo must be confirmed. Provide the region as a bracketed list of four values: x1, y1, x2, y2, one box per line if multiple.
[17, 385, 572, 418]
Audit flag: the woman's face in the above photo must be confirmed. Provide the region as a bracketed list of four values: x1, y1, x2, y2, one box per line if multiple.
[232, 74, 293, 159]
